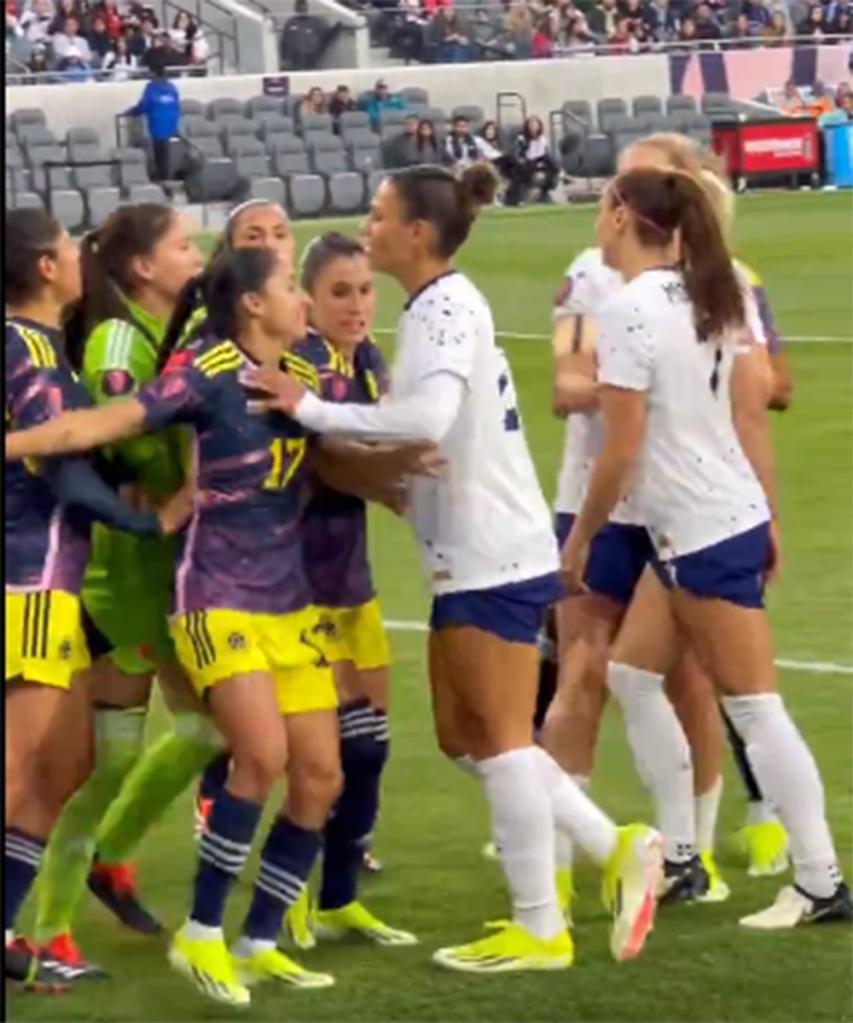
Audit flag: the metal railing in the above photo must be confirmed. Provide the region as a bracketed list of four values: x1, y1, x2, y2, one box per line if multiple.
[4, 60, 219, 86]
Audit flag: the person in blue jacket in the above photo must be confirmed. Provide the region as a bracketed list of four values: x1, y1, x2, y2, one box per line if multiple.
[125, 64, 180, 181]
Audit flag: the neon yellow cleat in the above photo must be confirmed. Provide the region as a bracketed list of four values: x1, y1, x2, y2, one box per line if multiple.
[168, 927, 250, 1007]
[283, 889, 316, 951]
[482, 841, 498, 861]
[314, 902, 418, 947]
[737, 821, 789, 877]
[697, 851, 731, 903]
[602, 824, 663, 963]
[555, 867, 574, 927]
[231, 945, 334, 989]
[433, 920, 573, 974]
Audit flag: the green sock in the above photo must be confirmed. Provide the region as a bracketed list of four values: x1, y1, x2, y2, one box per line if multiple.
[96, 713, 223, 865]
[34, 707, 147, 942]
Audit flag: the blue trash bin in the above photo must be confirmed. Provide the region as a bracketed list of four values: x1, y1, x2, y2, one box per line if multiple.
[824, 122, 853, 188]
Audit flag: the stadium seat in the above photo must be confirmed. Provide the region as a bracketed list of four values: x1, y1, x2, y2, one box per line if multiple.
[184, 118, 220, 140]
[11, 191, 44, 210]
[301, 113, 335, 136]
[310, 136, 348, 177]
[288, 174, 325, 218]
[562, 100, 593, 131]
[185, 157, 240, 202]
[666, 95, 697, 117]
[328, 172, 365, 214]
[597, 98, 628, 133]
[6, 148, 30, 192]
[49, 189, 85, 232]
[378, 109, 408, 132]
[271, 142, 311, 177]
[26, 145, 69, 193]
[632, 95, 663, 119]
[128, 183, 168, 203]
[255, 114, 296, 139]
[10, 108, 46, 137]
[366, 168, 387, 198]
[180, 99, 205, 118]
[233, 143, 272, 179]
[218, 116, 256, 140]
[348, 138, 383, 175]
[207, 97, 244, 120]
[245, 95, 283, 119]
[452, 105, 485, 131]
[342, 126, 379, 148]
[401, 86, 429, 107]
[339, 110, 372, 134]
[245, 176, 287, 205]
[85, 186, 121, 227]
[685, 114, 713, 146]
[580, 134, 615, 176]
[701, 92, 736, 117]
[423, 107, 449, 130]
[19, 125, 58, 149]
[113, 148, 153, 194]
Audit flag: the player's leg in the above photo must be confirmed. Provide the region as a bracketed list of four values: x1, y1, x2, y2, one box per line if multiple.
[609, 565, 706, 902]
[665, 649, 731, 902]
[670, 532, 850, 929]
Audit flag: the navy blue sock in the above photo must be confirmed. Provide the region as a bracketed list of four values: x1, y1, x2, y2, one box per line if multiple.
[5, 828, 45, 931]
[319, 702, 389, 911]
[199, 751, 231, 801]
[190, 788, 261, 928]
[243, 816, 322, 942]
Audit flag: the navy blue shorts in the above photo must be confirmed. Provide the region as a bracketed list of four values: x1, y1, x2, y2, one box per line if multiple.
[430, 573, 564, 645]
[555, 513, 653, 606]
[654, 523, 770, 609]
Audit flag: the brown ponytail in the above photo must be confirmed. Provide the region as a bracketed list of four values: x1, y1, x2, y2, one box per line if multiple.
[611, 169, 744, 340]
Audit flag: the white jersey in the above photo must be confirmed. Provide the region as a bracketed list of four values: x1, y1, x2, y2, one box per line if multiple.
[392, 272, 558, 594]
[552, 247, 644, 524]
[596, 268, 770, 559]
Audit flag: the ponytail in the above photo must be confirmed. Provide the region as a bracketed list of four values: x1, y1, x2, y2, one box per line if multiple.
[203, 247, 279, 343]
[611, 169, 744, 340]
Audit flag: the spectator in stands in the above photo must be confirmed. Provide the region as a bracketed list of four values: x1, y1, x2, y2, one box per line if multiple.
[476, 120, 514, 189]
[48, 0, 84, 35]
[804, 79, 834, 116]
[169, 9, 195, 53]
[27, 39, 50, 72]
[759, 7, 790, 43]
[470, 5, 507, 59]
[828, 7, 850, 34]
[142, 30, 180, 73]
[506, 115, 558, 206]
[644, 0, 678, 40]
[427, 7, 472, 62]
[587, 0, 619, 39]
[384, 113, 420, 167]
[694, 4, 723, 40]
[504, 2, 534, 56]
[125, 61, 180, 178]
[677, 14, 697, 44]
[742, 0, 772, 30]
[415, 117, 441, 163]
[53, 15, 94, 67]
[88, 12, 113, 65]
[280, 0, 333, 70]
[18, 0, 54, 44]
[608, 15, 636, 51]
[798, 4, 826, 36]
[445, 115, 480, 169]
[778, 79, 804, 114]
[364, 78, 405, 130]
[835, 80, 850, 107]
[729, 12, 756, 41]
[102, 31, 137, 77]
[92, 0, 121, 39]
[125, 16, 150, 60]
[299, 85, 327, 119]
[532, 15, 555, 55]
[328, 83, 356, 121]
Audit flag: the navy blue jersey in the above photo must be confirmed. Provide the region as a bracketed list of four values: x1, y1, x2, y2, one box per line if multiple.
[137, 337, 320, 615]
[5, 318, 92, 593]
[294, 331, 388, 608]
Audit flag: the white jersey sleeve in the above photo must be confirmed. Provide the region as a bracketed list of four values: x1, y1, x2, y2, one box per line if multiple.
[404, 282, 480, 384]
[552, 247, 623, 321]
[596, 292, 656, 393]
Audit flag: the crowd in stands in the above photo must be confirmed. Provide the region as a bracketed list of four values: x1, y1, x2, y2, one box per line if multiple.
[777, 77, 853, 119]
[355, 0, 853, 63]
[5, 0, 210, 79]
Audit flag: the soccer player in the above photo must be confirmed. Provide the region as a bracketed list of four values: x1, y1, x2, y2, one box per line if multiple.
[284, 232, 415, 948]
[4, 209, 179, 991]
[562, 166, 851, 931]
[242, 165, 664, 972]
[32, 204, 209, 973]
[4, 247, 439, 1005]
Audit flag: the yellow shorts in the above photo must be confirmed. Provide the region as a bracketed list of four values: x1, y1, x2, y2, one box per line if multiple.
[5, 589, 90, 690]
[170, 605, 337, 716]
[319, 598, 390, 671]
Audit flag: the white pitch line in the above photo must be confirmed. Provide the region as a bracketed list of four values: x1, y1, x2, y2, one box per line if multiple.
[373, 328, 852, 344]
[383, 619, 853, 676]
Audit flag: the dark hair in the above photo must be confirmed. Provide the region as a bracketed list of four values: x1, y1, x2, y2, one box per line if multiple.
[391, 164, 497, 259]
[610, 169, 745, 339]
[523, 115, 544, 139]
[300, 232, 365, 293]
[204, 247, 279, 341]
[4, 208, 64, 305]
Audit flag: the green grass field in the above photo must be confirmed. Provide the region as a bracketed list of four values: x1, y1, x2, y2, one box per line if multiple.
[11, 192, 853, 1023]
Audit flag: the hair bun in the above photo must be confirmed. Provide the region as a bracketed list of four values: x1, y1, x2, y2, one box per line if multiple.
[459, 163, 498, 211]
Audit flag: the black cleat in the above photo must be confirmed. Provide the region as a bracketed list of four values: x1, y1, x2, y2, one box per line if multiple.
[659, 855, 710, 904]
[87, 862, 164, 936]
[740, 882, 853, 929]
[5, 938, 72, 993]
[41, 934, 109, 980]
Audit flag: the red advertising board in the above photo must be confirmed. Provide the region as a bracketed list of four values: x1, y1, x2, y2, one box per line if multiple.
[712, 118, 818, 178]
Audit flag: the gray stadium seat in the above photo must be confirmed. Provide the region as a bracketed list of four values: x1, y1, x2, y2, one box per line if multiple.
[11, 191, 44, 210]
[423, 107, 449, 129]
[6, 148, 30, 191]
[184, 118, 219, 140]
[597, 98, 627, 133]
[577, 135, 615, 177]
[666, 95, 697, 117]
[26, 145, 69, 192]
[49, 190, 85, 232]
[288, 174, 325, 218]
[685, 114, 713, 146]
[255, 114, 296, 139]
[185, 123, 225, 159]
[301, 113, 334, 135]
[217, 116, 256, 139]
[342, 126, 379, 148]
[185, 158, 239, 202]
[562, 100, 593, 131]
[303, 127, 335, 150]
[378, 109, 408, 132]
[233, 142, 272, 179]
[348, 139, 383, 175]
[85, 186, 121, 227]
[366, 168, 387, 198]
[66, 127, 100, 149]
[272, 148, 311, 176]
[328, 172, 365, 214]
[452, 105, 485, 131]
[226, 136, 267, 158]
[246, 176, 287, 205]
[128, 183, 168, 203]
[283, 94, 303, 118]
[702, 92, 735, 116]
[309, 136, 348, 177]
[245, 95, 283, 119]
[400, 86, 429, 107]
[339, 110, 372, 133]
[180, 99, 205, 118]
[632, 95, 663, 119]
[207, 97, 244, 120]
[11, 108, 46, 136]
[113, 148, 152, 193]
[73, 161, 114, 191]
[20, 125, 58, 149]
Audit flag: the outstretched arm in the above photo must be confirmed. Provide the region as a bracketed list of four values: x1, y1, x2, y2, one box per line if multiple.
[42, 457, 163, 535]
[5, 399, 147, 462]
[552, 313, 599, 417]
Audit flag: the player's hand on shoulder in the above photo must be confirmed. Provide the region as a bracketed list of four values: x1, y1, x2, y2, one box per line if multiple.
[240, 365, 307, 415]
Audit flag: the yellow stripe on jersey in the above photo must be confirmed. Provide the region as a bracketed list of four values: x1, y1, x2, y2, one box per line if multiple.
[195, 341, 242, 378]
[364, 370, 379, 402]
[734, 258, 762, 288]
[17, 326, 58, 369]
[282, 352, 320, 394]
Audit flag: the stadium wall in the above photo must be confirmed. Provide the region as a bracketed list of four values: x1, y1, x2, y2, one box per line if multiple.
[5, 55, 670, 145]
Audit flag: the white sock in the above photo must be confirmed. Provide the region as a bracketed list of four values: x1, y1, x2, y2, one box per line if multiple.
[554, 775, 589, 870]
[723, 694, 842, 899]
[535, 749, 616, 865]
[695, 775, 723, 854]
[608, 662, 695, 863]
[478, 747, 564, 940]
[746, 800, 778, 827]
[453, 755, 480, 778]
[5, 928, 13, 945]
[184, 918, 224, 941]
[232, 935, 275, 956]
